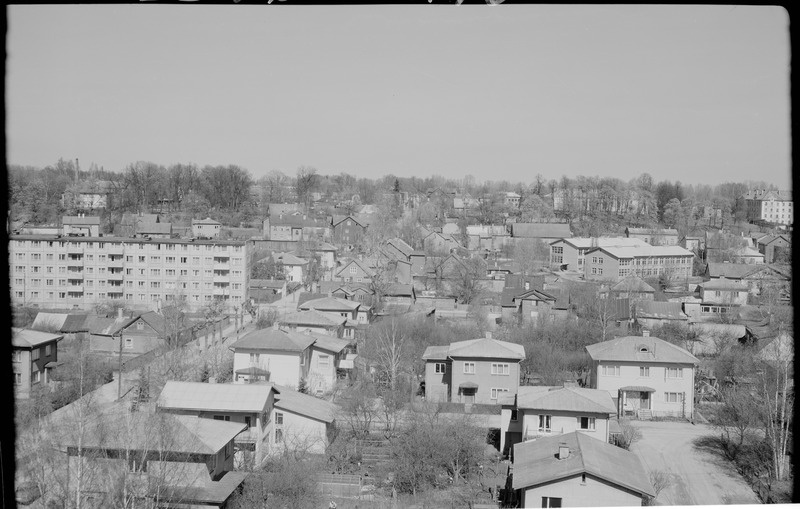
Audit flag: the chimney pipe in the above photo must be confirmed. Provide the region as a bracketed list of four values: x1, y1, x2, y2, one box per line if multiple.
[558, 444, 570, 460]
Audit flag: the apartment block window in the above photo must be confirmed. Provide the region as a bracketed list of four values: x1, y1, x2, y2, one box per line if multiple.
[434, 363, 447, 374]
[666, 367, 683, 379]
[639, 367, 650, 377]
[139, 256, 146, 263]
[601, 365, 620, 377]
[538, 415, 551, 432]
[491, 363, 510, 375]
[490, 388, 509, 400]
[463, 362, 476, 374]
[578, 416, 596, 430]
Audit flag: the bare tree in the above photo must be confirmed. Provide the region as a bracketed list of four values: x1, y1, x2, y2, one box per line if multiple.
[758, 331, 793, 481]
[295, 166, 318, 210]
[369, 317, 407, 392]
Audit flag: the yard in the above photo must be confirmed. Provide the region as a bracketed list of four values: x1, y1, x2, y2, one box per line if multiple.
[630, 420, 760, 505]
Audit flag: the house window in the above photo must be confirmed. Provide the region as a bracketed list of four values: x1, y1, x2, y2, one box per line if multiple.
[639, 367, 650, 377]
[31, 371, 41, 384]
[491, 388, 509, 400]
[32, 348, 40, 361]
[275, 412, 284, 426]
[213, 415, 231, 421]
[13, 373, 22, 385]
[45, 344, 52, 356]
[666, 367, 683, 379]
[250, 353, 260, 364]
[434, 363, 447, 374]
[12, 351, 21, 363]
[275, 429, 283, 443]
[510, 408, 518, 421]
[664, 392, 683, 403]
[349, 266, 357, 274]
[538, 415, 551, 432]
[578, 416, 596, 430]
[601, 365, 620, 377]
[124, 338, 134, 349]
[463, 362, 475, 374]
[542, 497, 561, 507]
[318, 354, 330, 367]
[491, 363, 510, 375]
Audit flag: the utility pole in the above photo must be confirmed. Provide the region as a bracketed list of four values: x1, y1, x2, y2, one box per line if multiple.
[117, 332, 123, 400]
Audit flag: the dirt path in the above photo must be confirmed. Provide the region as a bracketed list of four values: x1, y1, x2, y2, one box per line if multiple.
[630, 420, 760, 506]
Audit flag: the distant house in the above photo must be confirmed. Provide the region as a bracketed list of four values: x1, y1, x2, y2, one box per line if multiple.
[742, 189, 793, 225]
[192, 217, 221, 239]
[264, 214, 331, 242]
[624, 227, 679, 246]
[279, 310, 348, 338]
[59, 409, 248, 509]
[697, 278, 749, 307]
[422, 332, 525, 405]
[230, 325, 352, 393]
[334, 258, 375, 284]
[586, 334, 699, 420]
[487, 259, 520, 280]
[62, 215, 101, 237]
[88, 311, 184, 361]
[512, 288, 558, 325]
[298, 295, 369, 324]
[273, 252, 308, 283]
[510, 223, 572, 243]
[157, 381, 276, 468]
[512, 432, 655, 507]
[60, 180, 114, 212]
[12, 328, 62, 398]
[499, 385, 616, 455]
[602, 274, 655, 301]
[249, 279, 287, 303]
[136, 221, 173, 239]
[331, 214, 372, 246]
[422, 231, 461, 253]
[755, 234, 791, 264]
[466, 225, 510, 252]
[384, 237, 414, 262]
[503, 191, 521, 208]
[732, 246, 765, 265]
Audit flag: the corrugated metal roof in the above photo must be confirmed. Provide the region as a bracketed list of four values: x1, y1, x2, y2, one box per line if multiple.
[158, 381, 274, 413]
[512, 432, 654, 497]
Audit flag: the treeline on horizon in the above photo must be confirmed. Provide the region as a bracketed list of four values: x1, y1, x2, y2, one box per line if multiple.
[7, 158, 781, 236]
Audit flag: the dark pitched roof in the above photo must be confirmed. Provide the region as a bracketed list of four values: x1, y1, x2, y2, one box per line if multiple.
[12, 328, 62, 348]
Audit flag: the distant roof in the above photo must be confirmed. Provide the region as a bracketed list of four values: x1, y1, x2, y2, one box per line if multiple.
[706, 262, 772, 280]
[634, 301, 688, 320]
[586, 335, 698, 365]
[743, 189, 792, 201]
[249, 279, 286, 290]
[230, 327, 318, 352]
[62, 215, 101, 225]
[12, 328, 62, 348]
[626, 227, 678, 236]
[273, 252, 308, 266]
[514, 288, 557, 304]
[192, 217, 221, 225]
[312, 334, 351, 353]
[137, 222, 172, 234]
[610, 275, 655, 293]
[506, 386, 615, 414]
[586, 245, 693, 259]
[511, 223, 572, 239]
[553, 237, 647, 249]
[700, 278, 750, 291]
[512, 431, 654, 497]
[157, 381, 274, 413]
[299, 296, 360, 312]
[58, 410, 246, 456]
[755, 234, 791, 246]
[279, 310, 346, 328]
[386, 237, 414, 258]
[422, 337, 525, 361]
[335, 258, 375, 278]
[273, 385, 338, 423]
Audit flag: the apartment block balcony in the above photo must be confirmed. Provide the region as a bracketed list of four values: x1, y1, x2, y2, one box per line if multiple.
[107, 272, 124, 282]
[213, 275, 231, 284]
[66, 259, 84, 268]
[107, 245, 124, 255]
[66, 247, 84, 256]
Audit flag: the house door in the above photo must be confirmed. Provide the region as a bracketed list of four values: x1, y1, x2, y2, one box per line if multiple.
[462, 388, 476, 404]
[641, 391, 650, 410]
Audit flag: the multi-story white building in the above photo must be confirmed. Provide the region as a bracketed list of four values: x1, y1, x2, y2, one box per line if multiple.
[8, 234, 250, 311]
[743, 189, 793, 225]
[582, 244, 693, 282]
[549, 237, 647, 270]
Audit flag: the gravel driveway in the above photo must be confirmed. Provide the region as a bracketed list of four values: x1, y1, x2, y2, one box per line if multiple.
[629, 420, 760, 506]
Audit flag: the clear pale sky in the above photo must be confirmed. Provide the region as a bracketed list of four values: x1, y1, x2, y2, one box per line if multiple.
[6, 4, 791, 188]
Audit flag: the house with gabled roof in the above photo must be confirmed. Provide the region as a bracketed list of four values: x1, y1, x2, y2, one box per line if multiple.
[499, 385, 616, 455]
[157, 381, 276, 468]
[62, 215, 101, 237]
[279, 309, 348, 338]
[272, 252, 308, 283]
[755, 234, 791, 264]
[602, 274, 655, 301]
[422, 332, 525, 405]
[705, 262, 791, 298]
[422, 231, 461, 254]
[331, 214, 372, 246]
[58, 407, 249, 509]
[334, 257, 375, 284]
[192, 217, 222, 239]
[384, 237, 414, 262]
[298, 295, 368, 323]
[12, 328, 62, 398]
[586, 333, 699, 420]
[512, 431, 655, 507]
[88, 310, 188, 360]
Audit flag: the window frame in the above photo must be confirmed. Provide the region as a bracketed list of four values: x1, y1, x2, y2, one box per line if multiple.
[491, 363, 510, 375]
[434, 362, 447, 374]
[578, 416, 596, 431]
[538, 414, 552, 432]
[463, 362, 476, 374]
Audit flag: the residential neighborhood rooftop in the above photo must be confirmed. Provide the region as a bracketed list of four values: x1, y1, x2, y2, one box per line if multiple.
[157, 381, 275, 413]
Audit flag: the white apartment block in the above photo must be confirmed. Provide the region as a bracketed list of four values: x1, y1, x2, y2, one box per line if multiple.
[8, 235, 250, 311]
[743, 189, 793, 225]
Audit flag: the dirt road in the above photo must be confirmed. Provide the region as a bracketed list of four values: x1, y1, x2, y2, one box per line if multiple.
[630, 420, 760, 506]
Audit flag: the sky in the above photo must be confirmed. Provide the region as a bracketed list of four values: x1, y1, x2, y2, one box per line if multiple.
[6, 4, 791, 188]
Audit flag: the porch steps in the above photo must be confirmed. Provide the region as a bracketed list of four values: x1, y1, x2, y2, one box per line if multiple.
[638, 409, 652, 420]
